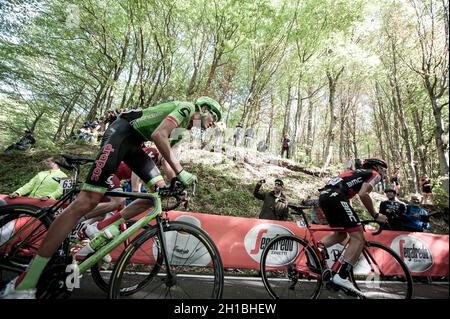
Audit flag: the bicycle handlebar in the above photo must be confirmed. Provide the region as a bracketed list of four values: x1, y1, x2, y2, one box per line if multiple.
[104, 177, 194, 211]
[287, 204, 312, 215]
[360, 220, 386, 236]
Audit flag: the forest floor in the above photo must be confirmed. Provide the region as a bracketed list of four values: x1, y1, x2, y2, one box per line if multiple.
[0, 142, 448, 234]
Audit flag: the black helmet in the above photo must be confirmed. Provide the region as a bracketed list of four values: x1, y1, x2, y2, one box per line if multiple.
[363, 158, 387, 169]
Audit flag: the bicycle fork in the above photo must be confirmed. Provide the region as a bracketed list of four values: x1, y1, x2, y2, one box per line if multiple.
[156, 215, 176, 287]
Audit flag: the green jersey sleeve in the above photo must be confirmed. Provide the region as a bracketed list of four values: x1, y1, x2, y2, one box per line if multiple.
[166, 102, 196, 128]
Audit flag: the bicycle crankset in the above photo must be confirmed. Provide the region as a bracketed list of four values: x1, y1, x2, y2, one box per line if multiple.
[36, 264, 73, 299]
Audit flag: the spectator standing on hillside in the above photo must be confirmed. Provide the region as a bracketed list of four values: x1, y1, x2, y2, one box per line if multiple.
[281, 133, 290, 159]
[344, 158, 353, 172]
[8, 157, 67, 201]
[390, 167, 401, 194]
[419, 175, 434, 205]
[244, 127, 255, 149]
[234, 122, 243, 147]
[253, 179, 289, 221]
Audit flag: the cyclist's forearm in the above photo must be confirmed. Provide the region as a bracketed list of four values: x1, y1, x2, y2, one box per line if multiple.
[152, 131, 182, 174]
[359, 193, 377, 217]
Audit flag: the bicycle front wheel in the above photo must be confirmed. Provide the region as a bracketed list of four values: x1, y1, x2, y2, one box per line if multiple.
[260, 235, 322, 299]
[351, 241, 413, 299]
[0, 204, 51, 289]
[109, 221, 224, 299]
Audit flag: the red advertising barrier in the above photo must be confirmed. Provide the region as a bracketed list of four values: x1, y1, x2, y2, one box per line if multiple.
[1, 195, 448, 276]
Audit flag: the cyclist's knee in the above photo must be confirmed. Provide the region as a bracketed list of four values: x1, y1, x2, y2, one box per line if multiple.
[349, 230, 365, 245]
[74, 191, 102, 212]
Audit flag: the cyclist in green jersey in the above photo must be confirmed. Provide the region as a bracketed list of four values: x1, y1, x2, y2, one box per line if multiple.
[0, 97, 222, 299]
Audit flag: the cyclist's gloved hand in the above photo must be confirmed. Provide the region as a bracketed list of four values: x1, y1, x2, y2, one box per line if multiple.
[176, 169, 197, 187]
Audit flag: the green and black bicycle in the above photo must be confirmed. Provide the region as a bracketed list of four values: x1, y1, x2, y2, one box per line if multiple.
[0, 155, 224, 299]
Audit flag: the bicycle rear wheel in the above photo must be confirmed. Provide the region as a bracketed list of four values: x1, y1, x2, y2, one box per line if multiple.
[351, 241, 413, 299]
[260, 235, 322, 299]
[0, 204, 51, 289]
[109, 221, 224, 299]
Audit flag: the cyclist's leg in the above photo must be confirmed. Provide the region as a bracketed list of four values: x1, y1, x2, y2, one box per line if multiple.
[320, 231, 348, 248]
[329, 206, 364, 290]
[96, 146, 164, 229]
[317, 189, 349, 248]
[9, 120, 132, 294]
[83, 176, 125, 221]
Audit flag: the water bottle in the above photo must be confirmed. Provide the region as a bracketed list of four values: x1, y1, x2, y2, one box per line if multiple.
[85, 225, 120, 253]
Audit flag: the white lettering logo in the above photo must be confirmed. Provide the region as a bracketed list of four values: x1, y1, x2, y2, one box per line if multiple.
[65, 262, 80, 290]
[244, 224, 296, 265]
[340, 202, 358, 223]
[346, 177, 363, 188]
[391, 235, 433, 272]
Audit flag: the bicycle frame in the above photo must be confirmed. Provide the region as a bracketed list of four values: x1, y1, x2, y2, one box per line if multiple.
[77, 192, 164, 275]
[288, 206, 386, 278]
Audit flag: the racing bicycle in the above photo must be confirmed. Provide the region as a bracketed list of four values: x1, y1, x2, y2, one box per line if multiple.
[260, 205, 413, 299]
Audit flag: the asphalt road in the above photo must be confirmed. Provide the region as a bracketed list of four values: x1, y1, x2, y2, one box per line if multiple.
[70, 272, 449, 299]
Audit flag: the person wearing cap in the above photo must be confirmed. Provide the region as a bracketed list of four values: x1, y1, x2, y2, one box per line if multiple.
[253, 179, 289, 221]
[378, 189, 407, 231]
[404, 195, 430, 232]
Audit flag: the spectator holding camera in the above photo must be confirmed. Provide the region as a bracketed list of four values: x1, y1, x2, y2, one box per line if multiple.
[378, 189, 407, 231]
[253, 178, 289, 221]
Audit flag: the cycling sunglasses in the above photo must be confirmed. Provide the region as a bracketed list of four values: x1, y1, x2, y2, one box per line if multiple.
[202, 108, 219, 122]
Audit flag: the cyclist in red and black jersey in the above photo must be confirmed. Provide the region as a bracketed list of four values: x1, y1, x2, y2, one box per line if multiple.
[317, 158, 388, 295]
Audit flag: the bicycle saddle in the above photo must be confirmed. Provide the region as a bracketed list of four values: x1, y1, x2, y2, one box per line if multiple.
[60, 154, 95, 167]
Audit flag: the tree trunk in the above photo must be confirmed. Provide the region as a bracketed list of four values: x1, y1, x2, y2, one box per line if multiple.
[389, 38, 418, 193]
[323, 66, 344, 167]
[282, 83, 293, 137]
[305, 94, 314, 161]
[266, 94, 276, 148]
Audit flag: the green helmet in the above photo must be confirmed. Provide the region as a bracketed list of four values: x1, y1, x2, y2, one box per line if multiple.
[195, 96, 222, 122]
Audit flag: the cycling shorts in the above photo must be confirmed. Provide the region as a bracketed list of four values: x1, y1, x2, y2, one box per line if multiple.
[81, 118, 162, 194]
[319, 188, 362, 231]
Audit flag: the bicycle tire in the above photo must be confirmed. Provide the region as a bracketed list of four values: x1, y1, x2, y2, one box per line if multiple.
[0, 204, 113, 294]
[108, 221, 224, 299]
[90, 246, 164, 295]
[0, 204, 51, 289]
[260, 234, 322, 299]
[350, 241, 413, 299]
